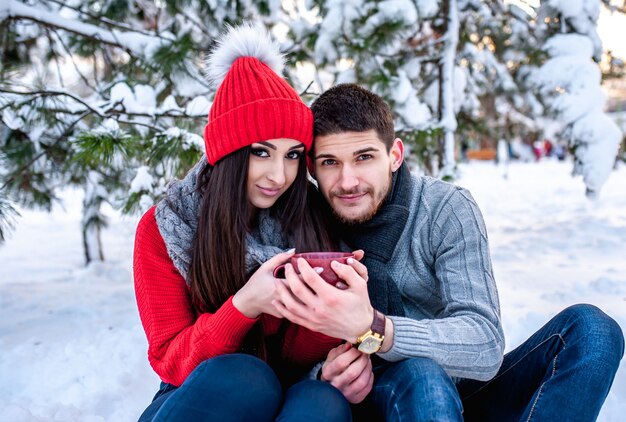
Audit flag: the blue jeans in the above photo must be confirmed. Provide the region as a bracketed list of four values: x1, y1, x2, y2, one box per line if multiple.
[354, 304, 624, 421]
[139, 353, 352, 421]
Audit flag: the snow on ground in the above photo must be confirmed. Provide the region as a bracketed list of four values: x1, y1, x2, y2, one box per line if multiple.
[1, 159, 625, 421]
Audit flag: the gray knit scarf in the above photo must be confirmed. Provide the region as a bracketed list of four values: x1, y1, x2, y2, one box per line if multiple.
[154, 156, 290, 284]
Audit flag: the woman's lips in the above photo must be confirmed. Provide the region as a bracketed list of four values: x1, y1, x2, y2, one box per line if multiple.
[257, 186, 282, 197]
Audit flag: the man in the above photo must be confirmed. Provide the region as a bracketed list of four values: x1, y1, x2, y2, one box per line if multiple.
[273, 84, 624, 421]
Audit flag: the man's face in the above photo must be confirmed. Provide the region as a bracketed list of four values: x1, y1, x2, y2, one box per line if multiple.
[313, 130, 404, 224]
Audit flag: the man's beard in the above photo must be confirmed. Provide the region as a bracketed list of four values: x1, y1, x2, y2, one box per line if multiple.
[330, 178, 392, 226]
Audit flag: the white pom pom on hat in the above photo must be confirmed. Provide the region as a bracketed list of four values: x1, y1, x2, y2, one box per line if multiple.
[204, 22, 285, 88]
[202, 22, 313, 165]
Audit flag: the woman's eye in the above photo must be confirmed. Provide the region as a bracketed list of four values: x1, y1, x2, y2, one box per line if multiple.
[251, 148, 269, 157]
[286, 151, 303, 160]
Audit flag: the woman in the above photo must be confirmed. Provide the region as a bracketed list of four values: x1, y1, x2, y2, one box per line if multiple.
[134, 24, 349, 421]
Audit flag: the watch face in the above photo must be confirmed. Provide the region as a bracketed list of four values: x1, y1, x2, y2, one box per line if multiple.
[357, 335, 383, 354]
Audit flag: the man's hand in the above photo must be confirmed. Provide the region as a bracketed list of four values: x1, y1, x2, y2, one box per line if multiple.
[321, 343, 374, 404]
[272, 250, 374, 342]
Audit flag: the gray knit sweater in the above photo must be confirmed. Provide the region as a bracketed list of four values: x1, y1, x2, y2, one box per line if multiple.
[374, 175, 504, 382]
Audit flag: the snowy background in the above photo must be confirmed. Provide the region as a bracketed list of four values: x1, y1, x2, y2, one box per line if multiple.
[0, 158, 624, 421]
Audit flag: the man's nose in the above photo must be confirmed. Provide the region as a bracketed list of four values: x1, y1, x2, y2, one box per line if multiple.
[338, 165, 359, 191]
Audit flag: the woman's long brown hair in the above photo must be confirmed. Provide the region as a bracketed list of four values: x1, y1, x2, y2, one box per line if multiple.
[187, 146, 336, 360]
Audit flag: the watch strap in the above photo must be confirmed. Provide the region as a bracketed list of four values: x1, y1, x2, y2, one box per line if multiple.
[371, 309, 385, 337]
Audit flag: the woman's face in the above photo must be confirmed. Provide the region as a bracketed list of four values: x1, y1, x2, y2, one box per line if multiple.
[247, 138, 305, 209]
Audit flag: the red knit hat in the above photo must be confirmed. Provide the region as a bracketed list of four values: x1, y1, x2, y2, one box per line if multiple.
[203, 24, 313, 165]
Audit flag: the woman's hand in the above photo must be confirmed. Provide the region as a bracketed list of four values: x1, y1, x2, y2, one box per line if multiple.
[336, 249, 365, 290]
[232, 249, 295, 318]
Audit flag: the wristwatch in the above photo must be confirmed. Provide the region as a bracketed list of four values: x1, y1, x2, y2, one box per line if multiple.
[354, 309, 386, 354]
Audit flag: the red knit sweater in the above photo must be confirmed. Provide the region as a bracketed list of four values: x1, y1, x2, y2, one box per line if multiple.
[133, 206, 341, 386]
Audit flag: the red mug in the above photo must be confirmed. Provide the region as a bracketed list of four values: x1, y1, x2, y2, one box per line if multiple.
[273, 252, 355, 286]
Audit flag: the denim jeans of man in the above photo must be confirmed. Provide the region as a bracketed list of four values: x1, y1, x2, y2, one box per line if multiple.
[138, 353, 352, 422]
[353, 304, 624, 422]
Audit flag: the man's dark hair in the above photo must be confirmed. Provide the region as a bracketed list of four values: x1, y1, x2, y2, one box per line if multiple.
[311, 83, 395, 151]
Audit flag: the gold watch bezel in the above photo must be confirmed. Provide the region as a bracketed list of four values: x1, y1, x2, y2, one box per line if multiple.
[355, 330, 384, 354]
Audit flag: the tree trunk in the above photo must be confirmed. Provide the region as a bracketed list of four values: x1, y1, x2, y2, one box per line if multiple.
[82, 171, 106, 265]
[439, 0, 460, 179]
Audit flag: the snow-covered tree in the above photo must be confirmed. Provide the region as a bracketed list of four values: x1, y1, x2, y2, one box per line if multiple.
[456, 2, 542, 151]
[527, 0, 623, 197]
[297, 0, 446, 174]
[1, 0, 623, 260]
[297, 0, 540, 177]
[0, 0, 292, 262]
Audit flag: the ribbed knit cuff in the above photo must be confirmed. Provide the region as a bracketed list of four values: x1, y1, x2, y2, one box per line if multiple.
[307, 361, 325, 381]
[376, 316, 431, 362]
[197, 296, 259, 348]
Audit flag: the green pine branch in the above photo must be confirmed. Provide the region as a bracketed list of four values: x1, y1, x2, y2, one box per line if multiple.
[0, 194, 20, 243]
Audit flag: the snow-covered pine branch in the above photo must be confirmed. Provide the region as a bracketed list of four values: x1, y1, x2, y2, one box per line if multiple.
[0, 0, 295, 262]
[1, 0, 169, 58]
[0, 87, 207, 133]
[599, 0, 626, 15]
